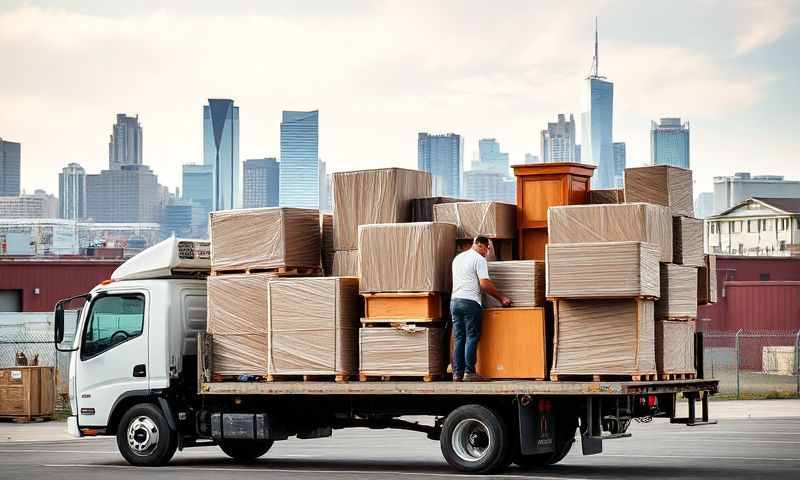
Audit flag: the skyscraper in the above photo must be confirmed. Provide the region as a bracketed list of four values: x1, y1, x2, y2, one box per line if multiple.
[541, 114, 577, 163]
[524, 153, 540, 164]
[581, 20, 615, 188]
[612, 142, 626, 188]
[463, 170, 514, 203]
[0, 138, 21, 196]
[417, 133, 463, 197]
[243, 158, 279, 208]
[477, 138, 509, 174]
[58, 162, 86, 220]
[86, 165, 164, 223]
[108, 114, 143, 170]
[651, 117, 690, 168]
[203, 99, 240, 211]
[279, 110, 319, 208]
[182, 163, 214, 234]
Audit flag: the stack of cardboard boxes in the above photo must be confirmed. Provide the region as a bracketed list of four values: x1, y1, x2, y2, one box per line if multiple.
[433, 201, 517, 260]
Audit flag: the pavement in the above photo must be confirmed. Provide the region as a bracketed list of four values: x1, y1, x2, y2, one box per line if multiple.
[0, 400, 798, 479]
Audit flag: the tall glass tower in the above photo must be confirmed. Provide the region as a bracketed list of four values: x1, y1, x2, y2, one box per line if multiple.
[417, 132, 463, 197]
[58, 162, 86, 219]
[279, 110, 319, 208]
[203, 99, 240, 211]
[581, 20, 615, 188]
[650, 118, 690, 168]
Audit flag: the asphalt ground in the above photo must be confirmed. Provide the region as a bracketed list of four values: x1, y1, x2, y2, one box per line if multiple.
[0, 415, 799, 479]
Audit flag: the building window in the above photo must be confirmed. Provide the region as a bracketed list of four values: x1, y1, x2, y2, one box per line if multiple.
[760, 273, 770, 281]
[710, 222, 717, 234]
[780, 240, 787, 251]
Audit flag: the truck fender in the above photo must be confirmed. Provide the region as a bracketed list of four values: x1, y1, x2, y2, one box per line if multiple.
[106, 390, 154, 435]
[157, 397, 178, 432]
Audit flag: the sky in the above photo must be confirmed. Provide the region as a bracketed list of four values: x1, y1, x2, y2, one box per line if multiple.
[1, 0, 799, 197]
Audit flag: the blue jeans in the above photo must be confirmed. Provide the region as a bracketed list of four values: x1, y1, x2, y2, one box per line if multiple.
[451, 298, 482, 375]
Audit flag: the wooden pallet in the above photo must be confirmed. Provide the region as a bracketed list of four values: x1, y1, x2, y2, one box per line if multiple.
[547, 295, 659, 302]
[210, 266, 323, 277]
[266, 374, 350, 383]
[658, 372, 697, 381]
[359, 373, 439, 382]
[360, 319, 444, 328]
[549, 372, 658, 382]
[210, 374, 268, 383]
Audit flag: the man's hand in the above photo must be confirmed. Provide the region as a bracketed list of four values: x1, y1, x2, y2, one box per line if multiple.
[501, 296, 512, 307]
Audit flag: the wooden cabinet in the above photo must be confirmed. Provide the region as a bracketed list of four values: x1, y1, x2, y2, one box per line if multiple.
[476, 307, 547, 379]
[362, 292, 442, 321]
[511, 162, 595, 260]
[0, 366, 55, 421]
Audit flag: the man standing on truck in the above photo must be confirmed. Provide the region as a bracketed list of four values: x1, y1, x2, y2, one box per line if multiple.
[450, 236, 512, 382]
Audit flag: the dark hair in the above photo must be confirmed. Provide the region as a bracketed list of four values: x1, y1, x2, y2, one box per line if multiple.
[474, 236, 490, 246]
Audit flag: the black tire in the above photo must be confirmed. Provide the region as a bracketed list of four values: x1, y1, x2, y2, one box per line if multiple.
[440, 405, 511, 474]
[514, 413, 578, 468]
[116, 403, 177, 466]
[219, 439, 274, 461]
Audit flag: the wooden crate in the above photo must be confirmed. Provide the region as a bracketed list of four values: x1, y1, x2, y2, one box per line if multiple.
[363, 292, 442, 320]
[0, 366, 55, 421]
[476, 307, 548, 379]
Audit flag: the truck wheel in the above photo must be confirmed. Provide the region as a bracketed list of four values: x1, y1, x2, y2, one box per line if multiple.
[440, 405, 510, 474]
[514, 414, 578, 468]
[219, 439, 274, 461]
[116, 403, 177, 466]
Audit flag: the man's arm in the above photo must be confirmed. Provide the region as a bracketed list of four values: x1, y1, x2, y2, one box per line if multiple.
[479, 279, 512, 307]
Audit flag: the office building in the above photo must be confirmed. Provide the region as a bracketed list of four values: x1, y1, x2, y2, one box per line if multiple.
[0, 138, 21, 196]
[108, 114, 143, 170]
[651, 117, 690, 168]
[0, 219, 78, 255]
[0, 191, 57, 219]
[86, 165, 164, 223]
[58, 162, 86, 220]
[575, 144, 582, 163]
[524, 153, 540, 164]
[477, 138, 509, 174]
[161, 201, 195, 239]
[463, 170, 514, 203]
[541, 114, 577, 163]
[418, 132, 463, 197]
[203, 99, 240, 211]
[279, 110, 319, 208]
[612, 142, 626, 188]
[695, 192, 714, 219]
[706, 197, 799, 256]
[581, 22, 615, 188]
[243, 158, 279, 208]
[713, 172, 800, 215]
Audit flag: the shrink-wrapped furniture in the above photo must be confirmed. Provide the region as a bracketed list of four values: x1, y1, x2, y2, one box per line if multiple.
[433, 201, 516, 239]
[267, 277, 360, 377]
[655, 320, 696, 376]
[359, 326, 444, 379]
[548, 203, 673, 262]
[210, 207, 321, 272]
[545, 242, 660, 298]
[483, 261, 546, 307]
[588, 188, 625, 204]
[332, 168, 431, 250]
[656, 264, 698, 319]
[624, 165, 693, 217]
[697, 255, 718, 305]
[476, 307, 547, 379]
[673, 216, 704, 267]
[411, 197, 466, 222]
[551, 299, 656, 379]
[332, 250, 359, 277]
[363, 292, 442, 321]
[358, 222, 456, 293]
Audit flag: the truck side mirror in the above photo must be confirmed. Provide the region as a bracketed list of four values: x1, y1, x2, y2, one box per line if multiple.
[54, 304, 65, 344]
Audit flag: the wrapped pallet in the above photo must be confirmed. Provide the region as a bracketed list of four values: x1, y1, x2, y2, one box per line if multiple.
[207, 273, 273, 376]
[359, 326, 444, 379]
[546, 242, 660, 299]
[321, 214, 334, 276]
[210, 207, 321, 272]
[656, 264, 698, 319]
[333, 168, 432, 251]
[548, 203, 673, 262]
[433, 201, 516, 239]
[551, 299, 656, 378]
[411, 197, 466, 222]
[624, 165, 693, 217]
[332, 250, 359, 277]
[358, 222, 456, 293]
[655, 319, 696, 376]
[267, 277, 360, 377]
[673, 216, 704, 267]
[588, 188, 625, 204]
[483, 261, 546, 307]
[697, 255, 718, 304]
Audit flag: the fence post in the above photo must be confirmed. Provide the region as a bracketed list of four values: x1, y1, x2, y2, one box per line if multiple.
[795, 330, 800, 398]
[735, 329, 743, 400]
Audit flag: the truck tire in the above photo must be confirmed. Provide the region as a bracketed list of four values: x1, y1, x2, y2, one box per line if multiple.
[116, 403, 177, 466]
[440, 404, 511, 474]
[514, 413, 578, 468]
[219, 439, 274, 461]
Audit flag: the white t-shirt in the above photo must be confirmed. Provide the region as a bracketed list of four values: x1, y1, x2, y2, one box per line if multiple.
[451, 248, 489, 305]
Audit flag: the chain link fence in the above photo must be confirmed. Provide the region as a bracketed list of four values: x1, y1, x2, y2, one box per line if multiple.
[703, 330, 800, 399]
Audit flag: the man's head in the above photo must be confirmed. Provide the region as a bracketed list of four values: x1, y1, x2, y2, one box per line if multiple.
[472, 236, 491, 257]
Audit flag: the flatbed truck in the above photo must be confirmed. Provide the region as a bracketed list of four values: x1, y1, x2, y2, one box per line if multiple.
[54, 238, 718, 474]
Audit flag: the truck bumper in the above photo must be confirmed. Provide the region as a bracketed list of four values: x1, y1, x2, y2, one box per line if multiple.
[66, 416, 81, 438]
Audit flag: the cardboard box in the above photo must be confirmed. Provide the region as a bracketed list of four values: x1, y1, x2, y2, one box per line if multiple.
[697, 255, 717, 305]
[321, 213, 334, 276]
[333, 168, 431, 250]
[548, 203, 673, 262]
[588, 188, 625, 204]
[267, 277, 360, 376]
[545, 242, 660, 299]
[624, 165, 693, 217]
[476, 307, 547, 379]
[359, 326, 444, 377]
[483, 261, 546, 307]
[411, 197, 467, 222]
[551, 299, 656, 377]
[656, 264, 698, 319]
[210, 207, 321, 272]
[655, 319, 696, 375]
[433, 201, 516, 239]
[673, 216, 704, 267]
[358, 222, 456, 293]
[332, 250, 359, 277]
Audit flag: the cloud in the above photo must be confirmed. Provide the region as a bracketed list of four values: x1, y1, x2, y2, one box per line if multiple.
[735, 0, 799, 55]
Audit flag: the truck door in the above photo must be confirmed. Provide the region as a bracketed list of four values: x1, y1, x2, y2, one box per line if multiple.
[74, 291, 149, 427]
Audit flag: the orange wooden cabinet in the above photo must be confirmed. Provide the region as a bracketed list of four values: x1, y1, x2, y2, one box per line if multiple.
[363, 292, 442, 320]
[476, 307, 547, 379]
[511, 162, 595, 260]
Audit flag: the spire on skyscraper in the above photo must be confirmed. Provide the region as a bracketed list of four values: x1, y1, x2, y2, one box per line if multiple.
[588, 17, 605, 80]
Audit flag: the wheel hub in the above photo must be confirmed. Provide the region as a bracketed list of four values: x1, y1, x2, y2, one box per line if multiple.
[127, 415, 159, 455]
[452, 419, 492, 462]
